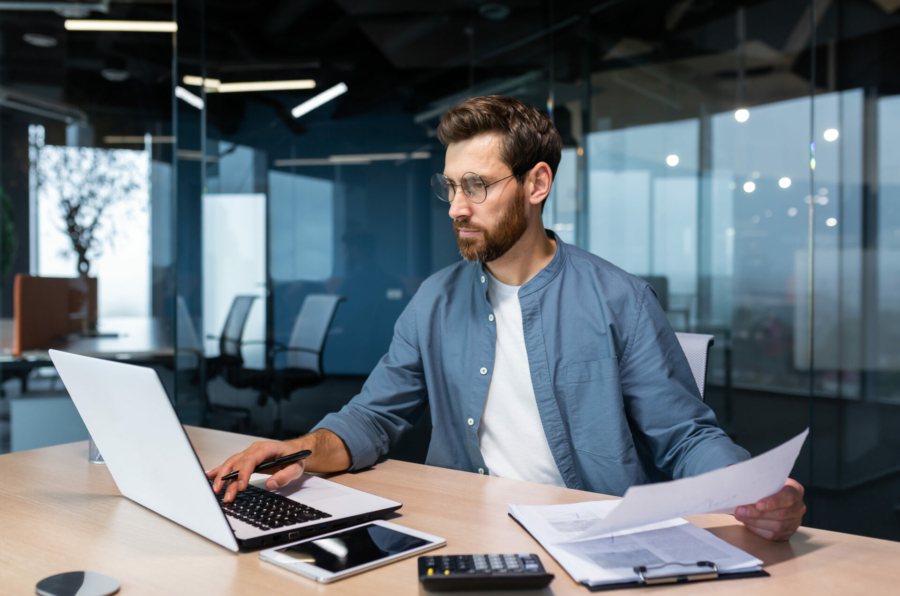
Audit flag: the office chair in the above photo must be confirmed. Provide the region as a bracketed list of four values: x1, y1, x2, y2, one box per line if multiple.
[202, 295, 258, 429]
[674, 332, 714, 401]
[230, 294, 343, 438]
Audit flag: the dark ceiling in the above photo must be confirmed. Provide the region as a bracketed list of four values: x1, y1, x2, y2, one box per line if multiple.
[1, 0, 899, 139]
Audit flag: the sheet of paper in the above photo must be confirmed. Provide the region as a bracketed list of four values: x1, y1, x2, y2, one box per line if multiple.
[509, 503, 762, 586]
[557, 428, 808, 542]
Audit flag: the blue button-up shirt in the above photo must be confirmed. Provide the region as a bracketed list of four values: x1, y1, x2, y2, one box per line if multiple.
[313, 231, 749, 496]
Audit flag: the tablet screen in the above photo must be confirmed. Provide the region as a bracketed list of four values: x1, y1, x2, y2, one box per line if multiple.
[275, 524, 431, 573]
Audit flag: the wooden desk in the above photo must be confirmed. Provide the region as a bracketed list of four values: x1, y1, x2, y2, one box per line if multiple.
[2, 427, 898, 595]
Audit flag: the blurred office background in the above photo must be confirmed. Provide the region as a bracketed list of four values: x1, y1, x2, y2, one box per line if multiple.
[1, 0, 899, 540]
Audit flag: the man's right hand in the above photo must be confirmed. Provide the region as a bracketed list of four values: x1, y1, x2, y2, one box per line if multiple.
[207, 439, 307, 503]
[205, 429, 352, 503]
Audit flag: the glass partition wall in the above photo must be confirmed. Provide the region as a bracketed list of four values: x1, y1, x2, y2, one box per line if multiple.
[0, 2, 177, 451]
[1, 0, 898, 543]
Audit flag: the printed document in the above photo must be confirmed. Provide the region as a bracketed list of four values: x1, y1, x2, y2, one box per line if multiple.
[541, 428, 809, 542]
[509, 500, 763, 587]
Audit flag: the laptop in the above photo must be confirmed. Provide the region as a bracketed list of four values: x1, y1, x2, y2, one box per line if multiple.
[49, 349, 401, 552]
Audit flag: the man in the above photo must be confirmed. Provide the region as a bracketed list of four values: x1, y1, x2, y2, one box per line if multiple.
[209, 95, 805, 542]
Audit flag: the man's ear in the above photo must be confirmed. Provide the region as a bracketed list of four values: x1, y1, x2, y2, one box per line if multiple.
[527, 162, 553, 207]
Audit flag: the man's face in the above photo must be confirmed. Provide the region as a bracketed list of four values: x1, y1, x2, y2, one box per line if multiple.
[444, 133, 528, 263]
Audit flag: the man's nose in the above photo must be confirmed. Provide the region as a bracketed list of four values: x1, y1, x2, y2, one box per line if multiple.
[448, 188, 472, 220]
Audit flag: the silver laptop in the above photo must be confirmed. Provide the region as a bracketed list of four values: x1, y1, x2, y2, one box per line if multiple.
[49, 350, 401, 552]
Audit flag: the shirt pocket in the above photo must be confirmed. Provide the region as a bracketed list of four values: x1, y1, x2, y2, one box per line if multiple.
[564, 357, 634, 459]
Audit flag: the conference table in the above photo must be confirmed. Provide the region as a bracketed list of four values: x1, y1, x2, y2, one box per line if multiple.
[2, 427, 898, 595]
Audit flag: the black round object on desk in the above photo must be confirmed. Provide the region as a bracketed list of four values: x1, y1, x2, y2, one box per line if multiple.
[36, 571, 120, 596]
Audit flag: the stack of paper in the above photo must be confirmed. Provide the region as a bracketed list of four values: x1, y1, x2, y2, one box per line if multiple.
[508, 429, 809, 588]
[509, 500, 762, 587]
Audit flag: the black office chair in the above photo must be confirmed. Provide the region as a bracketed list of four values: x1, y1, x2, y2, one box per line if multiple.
[202, 295, 258, 429]
[231, 294, 343, 438]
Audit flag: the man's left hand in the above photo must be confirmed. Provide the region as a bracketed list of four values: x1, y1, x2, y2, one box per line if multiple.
[734, 478, 806, 542]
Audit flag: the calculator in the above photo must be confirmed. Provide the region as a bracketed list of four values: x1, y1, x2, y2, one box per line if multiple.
[418, 553, 554, 591]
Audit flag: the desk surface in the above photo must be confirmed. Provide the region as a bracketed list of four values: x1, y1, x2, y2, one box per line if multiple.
[2, 427, 898, 595]
[0, 317, 173, 362]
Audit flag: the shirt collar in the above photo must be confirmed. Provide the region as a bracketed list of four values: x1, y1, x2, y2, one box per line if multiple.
[476, 229, 567, 298]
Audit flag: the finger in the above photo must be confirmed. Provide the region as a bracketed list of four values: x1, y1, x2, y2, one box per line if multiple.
[212, 455, 241, 494]
[741, 516, 802, 534]
[206, 467, 220, 479]
[225, 478, 239, 503]
[756, 484, 803, 513]
[266, 462, 306, 490]
[233, 442, 286, 494]
[744, 524, 794, 542]
[737, 500, 806, 522]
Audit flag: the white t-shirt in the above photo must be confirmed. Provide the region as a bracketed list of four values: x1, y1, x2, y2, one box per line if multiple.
[477, 271, 566, 487]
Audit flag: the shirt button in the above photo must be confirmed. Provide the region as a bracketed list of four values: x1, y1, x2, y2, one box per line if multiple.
[478, 468, 485, 475]
[488, 314, 494, 322]
[481, 276, 486, 283]
[467, 418, 475, 426]
[480, 367, 487, 375]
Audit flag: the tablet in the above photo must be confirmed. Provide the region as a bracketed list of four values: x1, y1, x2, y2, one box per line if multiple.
[259, 520, 445, 583]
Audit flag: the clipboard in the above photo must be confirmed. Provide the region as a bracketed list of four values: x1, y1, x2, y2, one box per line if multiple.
[508, 513, 769, 591]
[586, 560, 769, 591]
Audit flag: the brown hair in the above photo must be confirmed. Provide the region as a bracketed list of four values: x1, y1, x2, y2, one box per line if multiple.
[437, 95, 562, 190]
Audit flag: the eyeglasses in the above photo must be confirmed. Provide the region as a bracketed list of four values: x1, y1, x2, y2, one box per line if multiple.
[430, 172, 516, 204]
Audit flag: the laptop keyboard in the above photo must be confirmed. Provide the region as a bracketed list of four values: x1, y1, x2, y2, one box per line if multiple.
[210, 479, 331, 531]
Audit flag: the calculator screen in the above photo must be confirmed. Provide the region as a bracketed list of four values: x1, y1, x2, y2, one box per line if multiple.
[276, 524, 431, 573]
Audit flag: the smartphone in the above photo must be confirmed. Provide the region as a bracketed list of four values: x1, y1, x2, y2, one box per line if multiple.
[259, 520, 445, 583]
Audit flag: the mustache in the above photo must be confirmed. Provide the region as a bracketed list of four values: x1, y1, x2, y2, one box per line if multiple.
[454, 219, 484, 233]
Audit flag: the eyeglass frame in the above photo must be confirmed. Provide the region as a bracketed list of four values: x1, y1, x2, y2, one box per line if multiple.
[431, 171, 520, 204]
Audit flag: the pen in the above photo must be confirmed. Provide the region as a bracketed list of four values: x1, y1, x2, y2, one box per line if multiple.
[220, 449, 312, 481]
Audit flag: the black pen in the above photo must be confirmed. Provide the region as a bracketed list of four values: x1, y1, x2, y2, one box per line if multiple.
[220, 449, 312, 481]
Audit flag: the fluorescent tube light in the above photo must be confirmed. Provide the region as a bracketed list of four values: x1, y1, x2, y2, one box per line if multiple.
[182, 76, 315, 93]
[104, 135, 176, 144]
[291, 82, 348, 118]
[183, 76, 221, 89]
[329, 153, 407, 163]
[274, 151, 431, 167]
[217, 80, 315, 93]
[64, 20, 178, 32]
[175, 86, 204, 110]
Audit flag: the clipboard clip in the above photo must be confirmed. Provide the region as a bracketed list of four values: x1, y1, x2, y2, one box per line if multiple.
[633, 561, 719, 585]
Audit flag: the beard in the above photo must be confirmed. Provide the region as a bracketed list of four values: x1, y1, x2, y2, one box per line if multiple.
[454, 186, 528, 263]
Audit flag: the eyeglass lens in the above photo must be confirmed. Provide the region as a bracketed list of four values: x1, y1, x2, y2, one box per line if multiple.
[430, 172, 487, 203]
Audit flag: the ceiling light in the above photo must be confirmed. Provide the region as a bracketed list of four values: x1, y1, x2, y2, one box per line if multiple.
[183, 76, 220, 89]
[734, 108, 749, 123]
[65, 20, 178, 32]
[274, 151, 430, 167]
[788, 207, 798, 217]
[479, 3, 511, 20]
[101, 68, 130, 82]
[666, 154, 679, 167]
[175, 86, 204, 110]
[824, 128, 839, 142]
[217, 80, 315, 93]
[291, 82, 348, 118]
[23, 33, 57, 48]
[182, 76, 313, 93]
[826, 218, 837, 227]
[743, 181, 756, 193]
[104, 135, 176, 144]
[779, 177, 791, 189]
